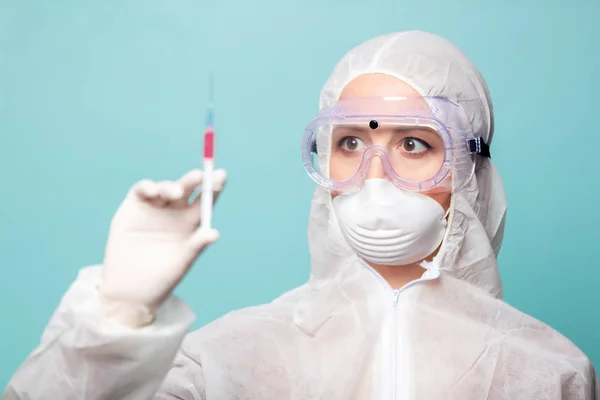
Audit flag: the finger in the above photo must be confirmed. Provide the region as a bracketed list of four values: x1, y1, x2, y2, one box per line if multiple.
[187, 227, 220, 252]
[144, 181, 178, 207]
[151, 196, 167, 208]
[205, 169, 227, 205]
[212, 169, 227, 192]
[191, 169, 228, 207]
[156, 181, 185, 202]
[132, 179, 159, 200]
[177, 169, 204, 200]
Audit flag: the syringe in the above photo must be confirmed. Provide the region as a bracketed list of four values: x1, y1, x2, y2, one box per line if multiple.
[200, 74, 215, 231]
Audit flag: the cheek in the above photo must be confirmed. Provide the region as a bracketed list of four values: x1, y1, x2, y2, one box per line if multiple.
[426, 190, 452, 212]
[421, 174, 452, 211]
[329, 160, 339, 180]
[329, 154, 348, 181]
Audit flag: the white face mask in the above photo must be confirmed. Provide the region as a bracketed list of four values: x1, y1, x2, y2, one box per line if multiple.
[332, 179, 448, 266]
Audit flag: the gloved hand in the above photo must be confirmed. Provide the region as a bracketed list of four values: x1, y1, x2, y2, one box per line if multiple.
[98, 168, 227, 328]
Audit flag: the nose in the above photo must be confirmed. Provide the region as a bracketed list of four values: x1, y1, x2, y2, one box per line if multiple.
[366, 155, 386, 179]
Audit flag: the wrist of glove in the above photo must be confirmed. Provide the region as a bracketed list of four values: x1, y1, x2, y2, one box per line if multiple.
[98, 286, 156, 329]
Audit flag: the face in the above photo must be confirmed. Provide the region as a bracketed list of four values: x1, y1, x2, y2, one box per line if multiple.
[331, 73, 452, 211]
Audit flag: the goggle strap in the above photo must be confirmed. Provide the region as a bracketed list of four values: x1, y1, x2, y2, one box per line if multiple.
[466, 137, 491, 159]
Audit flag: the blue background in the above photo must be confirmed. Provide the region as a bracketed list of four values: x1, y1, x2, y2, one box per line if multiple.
[1, 0, 598, 388]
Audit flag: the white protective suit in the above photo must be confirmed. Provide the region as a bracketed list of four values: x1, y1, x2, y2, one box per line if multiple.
[4, 31, 598, 399]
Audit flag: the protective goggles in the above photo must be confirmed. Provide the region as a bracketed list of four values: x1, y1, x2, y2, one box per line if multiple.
[301, 96, 490, 193]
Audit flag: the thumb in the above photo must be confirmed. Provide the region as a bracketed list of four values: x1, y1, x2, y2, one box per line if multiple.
[187, 227, 221, 253]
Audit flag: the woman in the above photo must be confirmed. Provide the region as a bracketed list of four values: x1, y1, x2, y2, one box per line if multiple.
[5, 31, 597, 399]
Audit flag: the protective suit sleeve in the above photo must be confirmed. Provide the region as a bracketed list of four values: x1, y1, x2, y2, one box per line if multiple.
[155, 347, 207, 399]
[2, 266, 198, 400]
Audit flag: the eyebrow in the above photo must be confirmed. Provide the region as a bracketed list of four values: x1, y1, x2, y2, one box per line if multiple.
[332, 125, 369, 133]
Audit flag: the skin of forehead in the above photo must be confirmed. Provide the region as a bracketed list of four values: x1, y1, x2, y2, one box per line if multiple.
[332, 73, 431, 119]
[338, 73, 422, 100]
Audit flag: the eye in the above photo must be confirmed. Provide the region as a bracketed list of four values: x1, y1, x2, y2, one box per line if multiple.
[401, 137, 432, 154]
[338, 136, 366, 152]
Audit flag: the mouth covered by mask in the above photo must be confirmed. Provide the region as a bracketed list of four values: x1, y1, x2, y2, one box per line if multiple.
[332, 179, 447, 266]
[303, 96, 489, 265]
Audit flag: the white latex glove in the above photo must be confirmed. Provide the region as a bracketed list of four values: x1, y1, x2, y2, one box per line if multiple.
[98, 168, 227, 328]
